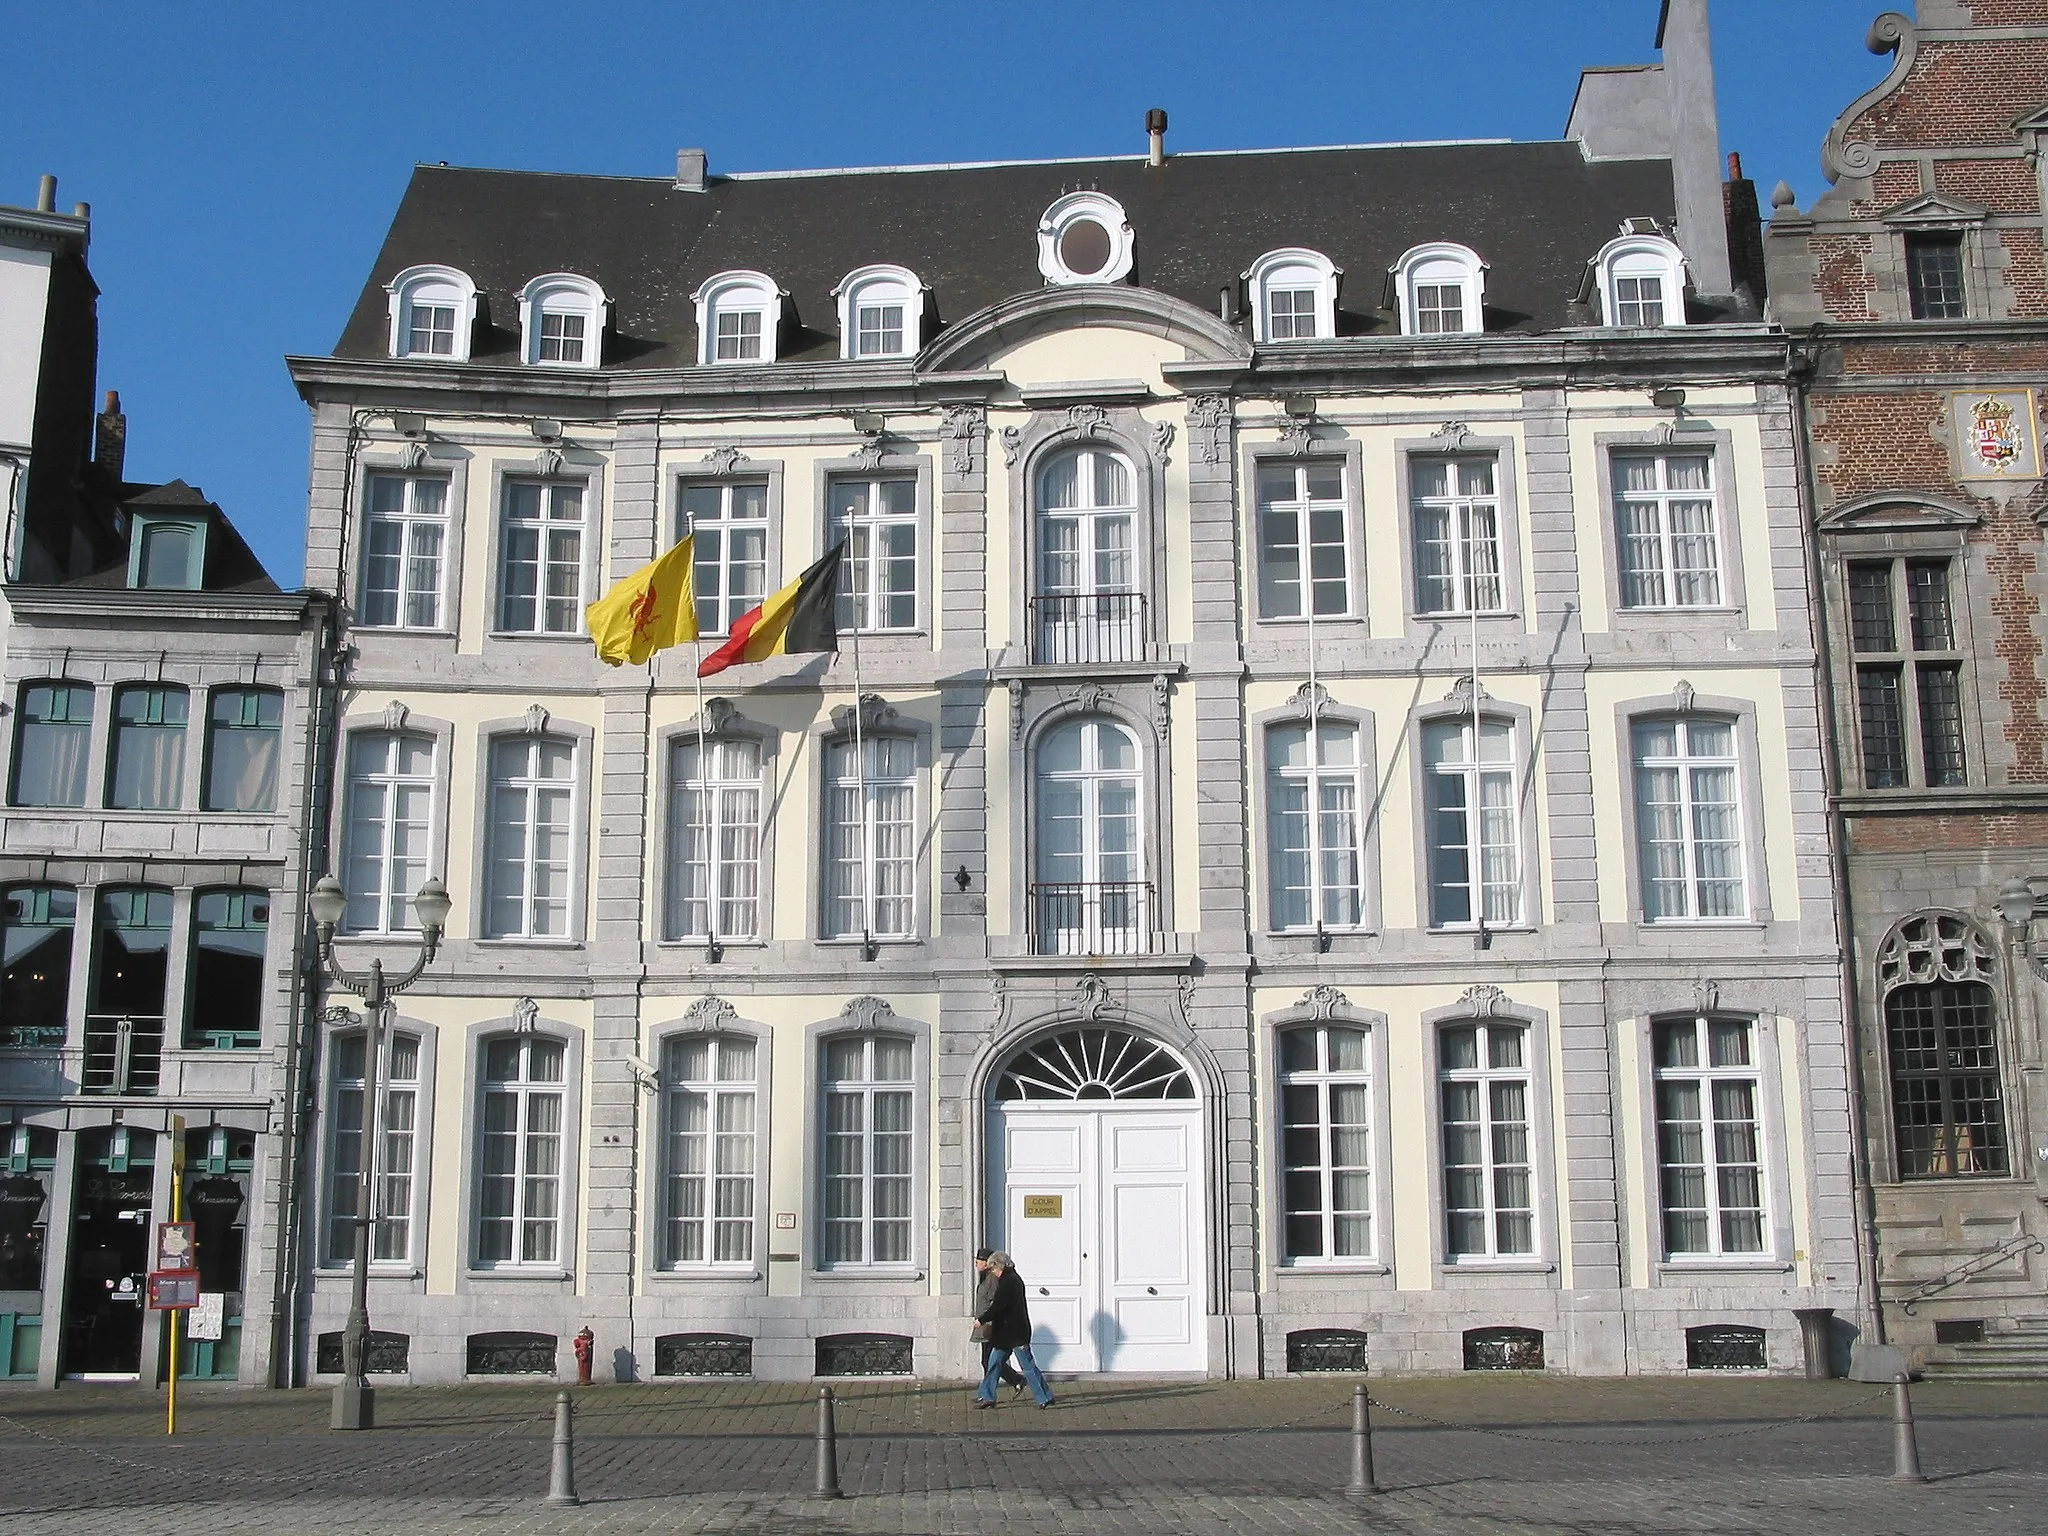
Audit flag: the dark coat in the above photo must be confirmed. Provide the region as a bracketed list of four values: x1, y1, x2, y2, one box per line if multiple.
[977, 1264, 1033, 1350]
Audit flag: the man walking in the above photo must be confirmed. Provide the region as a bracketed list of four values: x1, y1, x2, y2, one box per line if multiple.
[973, 1247, 1027, 1398]
[974, 1250, 1054, 1409]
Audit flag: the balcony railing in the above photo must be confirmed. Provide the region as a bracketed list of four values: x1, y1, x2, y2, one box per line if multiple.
[1029, 881, 1154, 956]
[82, 1014, 165, 1095]
[0, 1022, 67, 1050]
[1030, 592, 1146, 665]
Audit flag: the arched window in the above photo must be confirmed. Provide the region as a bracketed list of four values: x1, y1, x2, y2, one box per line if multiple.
[1879, 914, 2008, 1178]
[1389, 242, 1487, 336]
[517, 272, 608, 368]
[666, 735, 762, 942]
[1, 884, 74, 1048]
[385, 264, 478, 361]
[660, 1032, 758, 1266]
[109, 683, 189, 810]
[993, 1026, 1193, 1100]
[204, 687, 284, 812]
[10, 681, 93, 808]
[1267, 719, 1365, 931]
[1033, 717, 1145, 954]
[692, 270, 784, 364]
[1245, 248, 1340, 343]
[1033, 446, 1141, 663]
[1279, 1023, 1373, 1260]
[475, 1033, 568, 1267]
[326, 1027, 422, 1266]
[1592, 234, 1688, 328]
[833, 264, 924, 358]
[1036, 191, 1135, 286]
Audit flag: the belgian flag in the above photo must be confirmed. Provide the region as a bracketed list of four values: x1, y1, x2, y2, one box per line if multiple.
[697, 543, 845, 679]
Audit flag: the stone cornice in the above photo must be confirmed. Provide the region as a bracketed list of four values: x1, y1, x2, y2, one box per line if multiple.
[2, 584, 324, 626]
[0, 206, 89, 256]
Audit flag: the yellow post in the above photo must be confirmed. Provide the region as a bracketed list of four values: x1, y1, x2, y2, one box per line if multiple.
[167, 1114, 185, 1438]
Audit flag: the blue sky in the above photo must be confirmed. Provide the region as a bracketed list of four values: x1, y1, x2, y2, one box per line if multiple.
[4, 0, 1892, 585]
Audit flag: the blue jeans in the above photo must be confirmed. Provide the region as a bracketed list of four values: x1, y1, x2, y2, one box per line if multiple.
[978, 1342, 1052, 1405]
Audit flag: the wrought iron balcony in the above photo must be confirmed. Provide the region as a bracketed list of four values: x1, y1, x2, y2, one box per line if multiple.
[1029, 881, 1154, 956]
[82, 1014, 165, 1095]
[1029, 591, 1147, 665]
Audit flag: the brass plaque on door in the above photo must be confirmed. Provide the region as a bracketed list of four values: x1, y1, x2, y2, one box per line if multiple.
[1022, 1195, 1063, 1219]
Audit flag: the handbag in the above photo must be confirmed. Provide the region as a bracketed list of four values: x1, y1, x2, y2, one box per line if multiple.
[970, 1321, 991, 1342]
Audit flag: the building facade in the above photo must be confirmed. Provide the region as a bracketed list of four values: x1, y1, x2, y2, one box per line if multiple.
[1766, 0, 2048, 1371]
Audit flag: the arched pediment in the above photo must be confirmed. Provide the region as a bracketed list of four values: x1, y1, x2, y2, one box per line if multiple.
[1817, 490, 1982, 533]
[918, 285, 1251, 373]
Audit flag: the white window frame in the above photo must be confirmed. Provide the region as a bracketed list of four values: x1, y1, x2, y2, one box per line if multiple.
[385, 264, 479, 362]
[829, 476, 919, 632]
[473, 1033, 568, 1270]
[1245, 247, 1340, 343]
[517, 272, 608, 368]
[324, 1027, 422, 1268]
[818, 1031, 917, 1269]
[340, 730, 437, 935]
[1389, 243, 1487, 336]
[679, 479, 771, 636]
[1613, 450, 1723, 609]
[822, 734, 918, 941]
[1036, 190, 1136, 286]
[1033, 716, 1147, 954]
[833, 264, 924, 359]
[1422, 715, 1523, 930]
[664, 734, 763, 943]
[1631, 714, 1748, 922]
[1278, 1022, 1376, 1264]
[1592, 234, 1688, 328]
[659, 1031, 759, 1268]
[360, 473, 451, 631]
[1266, 719, 1367, 933]
[496, 479, 587, 635]
[482, 734, 577, 940]
[692, 270, 784, 365]
[1439, 1020, 1536, 1262]
[1411, 457, 1506, 615]
[1033, 445, 1143, 662]
[1652, 1014, 1768, 1259]
[1255, 458, 1350, 620]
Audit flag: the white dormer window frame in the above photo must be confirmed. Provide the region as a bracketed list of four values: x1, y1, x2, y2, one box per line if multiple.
[833, 264, 926, 360]
[1594, 234, 1689, 329]
[692, 270, 785, 365]
[518, 273, 609, 369]
[1036, 191, 1136, 287]
[1389, 243, 1488, 337]
[1246, 248, 1341, 344]
[386, 264, 480, 362]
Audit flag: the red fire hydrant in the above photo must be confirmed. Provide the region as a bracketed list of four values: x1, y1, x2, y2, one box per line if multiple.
[572, 1326, 594, 1385]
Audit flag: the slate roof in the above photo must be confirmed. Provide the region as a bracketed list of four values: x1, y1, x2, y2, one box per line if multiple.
[334, 141, 1680, 369]
[61, 479, 280, 593]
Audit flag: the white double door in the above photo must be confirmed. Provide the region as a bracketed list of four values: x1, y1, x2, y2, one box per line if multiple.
[989, 1103, 1206, 1373]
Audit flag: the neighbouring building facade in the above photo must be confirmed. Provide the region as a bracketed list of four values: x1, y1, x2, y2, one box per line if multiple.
[285, 0, 1865, 1385]
[1766, 0, 2048, 1373]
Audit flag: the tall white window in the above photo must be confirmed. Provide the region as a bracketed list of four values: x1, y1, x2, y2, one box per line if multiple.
[1391, 243, 1487, 337]
[361, 474, 449, 629]
[694, 270, 783, 365]
[1280, 1024, 1373, 1262]
[1614, 452, 1721, 608]
[821, 1033, 914, 1267]
[325, 1030, 420, 1266]
[1035, 718, 1145, 954]
[1633, 716, 1746, 921]
[498, 481, 584, 634]
[1035, 447, 1141, 663]
[1594, 235, 1687, 329]
[1654, 1015, 1766, 1257]
[475, 1034, 566, 1267]
[484, 735, 575, 939]
[1412, 458, 1503, 614]
[386, 265, 476, 361]
[824, 736, 916, 940]
[519, 272, 608, 368]
[1245, 248, 1339, 344]
[833, 265, 924, 359]
[680, 481, 769, 636]
[1424, 717, 1520, 928]
[1267, 720, 1364, 931]
[661, 1033, 756, 1266]
[1441, 1022, 1534, 1259]
[342, 731, 436, 933]
[665, 736, 761, 942]
[830, 478, 917, 632]
[1256, 460, 1348, 619]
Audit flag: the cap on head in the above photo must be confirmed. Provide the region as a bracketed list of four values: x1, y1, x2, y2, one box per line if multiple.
[974, 1246, 994, 1262]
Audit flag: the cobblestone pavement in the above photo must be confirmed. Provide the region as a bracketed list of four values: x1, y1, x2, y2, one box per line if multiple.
[0, 1376, 2042, 1533]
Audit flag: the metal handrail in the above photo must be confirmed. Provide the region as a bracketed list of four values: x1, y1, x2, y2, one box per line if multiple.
[1897, 1232, 2047, 1315]
[81, 1012, 166, 1095]
[1029, 880, 1154, 955]
[1029, 591, 1146, 665]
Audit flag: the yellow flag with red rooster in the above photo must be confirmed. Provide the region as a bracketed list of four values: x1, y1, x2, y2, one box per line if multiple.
[586, 537, 698, 666]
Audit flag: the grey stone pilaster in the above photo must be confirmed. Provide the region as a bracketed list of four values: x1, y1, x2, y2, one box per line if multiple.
[609, 418, 661, 575]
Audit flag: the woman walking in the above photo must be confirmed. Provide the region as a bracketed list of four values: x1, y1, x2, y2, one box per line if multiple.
[974, 1250, 1055, 1409]
[973, 1247, 1027, 1397]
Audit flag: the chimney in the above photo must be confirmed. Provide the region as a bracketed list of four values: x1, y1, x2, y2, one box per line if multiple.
[675, 148, 707, 193]
[36, 175, 55, 212]
[1146, 108, 1168, 168]
[1657, 0, 1733, 297]
[95, 391, 126, 483]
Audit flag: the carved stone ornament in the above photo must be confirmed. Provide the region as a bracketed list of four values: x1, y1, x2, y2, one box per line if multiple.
[702, 445, 750, 475]
[698, 696, 738, 735]
[1177, 971, 1195, 1016]
[1152, 672, 1171, 734]
[1433, 421, 1473, 450]
[380, 700, 410, 732]
[830, 693, 897, 735]
[1443, 674, 1494, 712]
[1672, 679, 1696, 713]
[1694, 977, 1722, 1014]
[850, 437, 888, 473]
[1457, 984, 1511, 1018]
[1064, 404, 1110, 439]
[1296, 983, 1350, 1020]
[840, 996, 899, 1033]
[1277, 415, 1315, 454]
[989, 971, 1008, 1017]
[1289, 680, 1332, 720]
[536, 446, 565, 478]
[1150, 420, 1176, 466]
[512, 997, 540, 1034]
[1187, 394, 1231, 466]
[1000, 425, 1023, 468]
[684, 996, 739, 1031]
[523, 703, 551, 735]
[1073, 972, 1115, 1023]
[1008, 677, 1026, 735]
[1070, 682, 1111, 716]
[943, 405, 984, 475]
[402, 439, 429, 471]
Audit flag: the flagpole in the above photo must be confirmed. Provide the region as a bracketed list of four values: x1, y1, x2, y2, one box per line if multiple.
[1470, 530, 1488, 953]
[691, 633, 720, 961]
[846, 525, 874, 961]
[1304, 490, 1323, 954]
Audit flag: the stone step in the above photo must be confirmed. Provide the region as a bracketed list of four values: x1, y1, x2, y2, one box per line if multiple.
[1923, 1359, 2048, 1380]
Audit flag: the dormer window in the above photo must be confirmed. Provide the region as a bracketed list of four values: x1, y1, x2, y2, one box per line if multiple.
[130, 516, 206, 590]
[693, 270, 784, 365]
[834, 265, 925, 359]
[518, 273, 609, 368]
[1246, 249, 1340, 343]
[1037, 191, 1135, 286]
[1593, 234, 1689, 329]
[1389, 243, 1487, 337]
[385, 264, 479, 362]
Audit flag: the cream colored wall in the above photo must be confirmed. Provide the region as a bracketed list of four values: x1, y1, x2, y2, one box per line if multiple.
[1774, 1014, 1814, 1288]
[989, 329, 1184, 392]
[0, 245, 52, 449]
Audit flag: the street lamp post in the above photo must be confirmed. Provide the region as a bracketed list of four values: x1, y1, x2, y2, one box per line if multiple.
[308, 871, 451, 1431]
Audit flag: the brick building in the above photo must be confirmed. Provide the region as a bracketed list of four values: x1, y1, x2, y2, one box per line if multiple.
[1766, 0, 2048, 1372]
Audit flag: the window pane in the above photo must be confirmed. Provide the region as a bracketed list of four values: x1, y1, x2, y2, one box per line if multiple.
[12, 685, 94, 808]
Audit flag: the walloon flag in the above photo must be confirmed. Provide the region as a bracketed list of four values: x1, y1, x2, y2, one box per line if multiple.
[697, 543, 846, 679]
[585, 537, 698, 666]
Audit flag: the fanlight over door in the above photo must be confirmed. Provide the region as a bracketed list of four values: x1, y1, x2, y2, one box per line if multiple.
[994, 1027, 1194, 1102]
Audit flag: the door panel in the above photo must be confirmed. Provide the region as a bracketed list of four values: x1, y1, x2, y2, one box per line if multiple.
[995, 1113, 1091, 1371]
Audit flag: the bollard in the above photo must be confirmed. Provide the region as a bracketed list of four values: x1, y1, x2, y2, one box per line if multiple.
[1344, 1381, 1381, 1497]
[546, 1390, 581, 1507]
[814, 1386, 844, 1499]
[1891, 1372, 1927, 1484]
